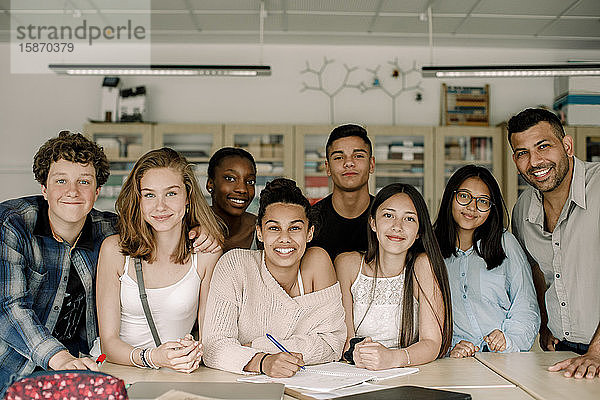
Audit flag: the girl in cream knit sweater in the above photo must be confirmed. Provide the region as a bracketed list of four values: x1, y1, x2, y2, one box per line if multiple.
[202, 179, 346, 377]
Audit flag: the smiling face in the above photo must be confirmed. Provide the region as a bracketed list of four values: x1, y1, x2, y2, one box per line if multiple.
[451, 177, 491, 239]
[369, 193, 419, 256]
[140, 167, 187, 235]
[256, 202, 314, 270]
[325, 136, 374, 192]
[207, 155, 256, 217]
[511, 121, 573, 193]
[42, 159, 100, 229]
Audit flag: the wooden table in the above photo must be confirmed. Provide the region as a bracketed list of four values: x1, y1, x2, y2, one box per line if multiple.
[102, 356, 531, 400]
[475, 352, 600, 400]
[375, 356, 532, 400]
[380, 356, 512, 388]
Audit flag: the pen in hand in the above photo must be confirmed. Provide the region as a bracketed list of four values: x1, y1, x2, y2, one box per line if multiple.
[266, 333, 305, 370]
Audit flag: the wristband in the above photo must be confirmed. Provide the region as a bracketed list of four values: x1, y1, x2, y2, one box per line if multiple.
[130, 347, 145, 369]
[139, 348, 151, 368]
[147, 348, 159, 369]
[259, 353, 269, 374]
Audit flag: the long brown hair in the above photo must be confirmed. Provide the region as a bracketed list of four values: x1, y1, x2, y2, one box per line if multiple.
[116, 147, 223, 263]
[364, 183, 452, 357]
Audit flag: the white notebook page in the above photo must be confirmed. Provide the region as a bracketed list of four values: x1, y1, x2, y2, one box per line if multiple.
[238, 362, 419, 392]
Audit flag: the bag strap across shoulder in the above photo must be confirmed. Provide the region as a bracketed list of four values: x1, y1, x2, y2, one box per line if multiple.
[133, 257, 162, 347]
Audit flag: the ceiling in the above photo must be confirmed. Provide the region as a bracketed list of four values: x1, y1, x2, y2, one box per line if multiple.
[1, 0, 599, 49]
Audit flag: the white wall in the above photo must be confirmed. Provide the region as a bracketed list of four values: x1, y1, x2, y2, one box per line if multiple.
[2, 42, 600, 200]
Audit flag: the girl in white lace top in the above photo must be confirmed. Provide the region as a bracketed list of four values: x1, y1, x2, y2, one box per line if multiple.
[335, 183, 452, 370]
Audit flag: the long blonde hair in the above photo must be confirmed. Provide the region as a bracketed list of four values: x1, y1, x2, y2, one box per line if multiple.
[116, 147, 224, 263]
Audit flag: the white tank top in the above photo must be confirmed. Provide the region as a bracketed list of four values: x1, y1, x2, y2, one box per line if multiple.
[297, 268, 305, 296]
[351, 257, 418, 348]
[119, 254, 201, 348]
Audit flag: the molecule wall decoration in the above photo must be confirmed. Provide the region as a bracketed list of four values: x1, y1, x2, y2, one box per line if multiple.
[359, 59, 423, 125]
[300, 57, 362, 124]
[300, 57, 423, 125]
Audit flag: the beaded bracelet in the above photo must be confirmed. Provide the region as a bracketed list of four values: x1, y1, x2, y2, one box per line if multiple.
[139, 348, 151, 368]
[129, 347, 145, 369]
[259, 353, 269, 374]
[403, 348, 411, 366]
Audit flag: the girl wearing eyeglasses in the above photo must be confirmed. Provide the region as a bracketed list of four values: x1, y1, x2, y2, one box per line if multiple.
[433, 165, 540, 357]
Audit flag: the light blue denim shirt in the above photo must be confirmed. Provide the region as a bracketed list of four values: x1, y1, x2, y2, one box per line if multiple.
[445, 230, 540, 353]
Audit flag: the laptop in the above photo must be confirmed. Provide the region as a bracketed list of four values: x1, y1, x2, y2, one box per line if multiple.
[335, 385, 472, 400]
[126, 381, 285, 400]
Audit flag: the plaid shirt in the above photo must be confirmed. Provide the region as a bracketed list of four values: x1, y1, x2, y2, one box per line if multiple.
[0, 196, 117, 393]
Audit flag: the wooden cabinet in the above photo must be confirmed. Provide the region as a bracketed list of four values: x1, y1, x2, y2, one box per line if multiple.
[153, 124, 223, 203]
[223, 125, 294, 214]
[576, 126, 600, 162]
[294, 125, 334, 205]
[85, 122, 573, 218]
[294, 125, 436, 210]
[84, 122, 153, 212]
[367, 125, 435, 212]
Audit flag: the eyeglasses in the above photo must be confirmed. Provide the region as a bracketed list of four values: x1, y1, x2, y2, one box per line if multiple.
[453, 190, 493, 212]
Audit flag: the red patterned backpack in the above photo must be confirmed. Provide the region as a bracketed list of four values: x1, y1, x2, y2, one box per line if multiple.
[4, 370, 128, 400]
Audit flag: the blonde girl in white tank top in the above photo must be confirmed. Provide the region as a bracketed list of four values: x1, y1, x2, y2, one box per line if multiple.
[335, 183, 452, 370]
[96, 148, 223, 372]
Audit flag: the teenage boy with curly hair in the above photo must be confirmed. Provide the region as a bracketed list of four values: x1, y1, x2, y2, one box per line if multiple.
[0, 132, 219, 394]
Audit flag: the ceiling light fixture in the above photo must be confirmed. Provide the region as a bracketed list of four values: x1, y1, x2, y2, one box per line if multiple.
[48, 64, 271, 76]
[421, 64, 600, 78]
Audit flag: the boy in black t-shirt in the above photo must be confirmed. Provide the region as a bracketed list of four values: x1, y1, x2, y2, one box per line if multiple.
[310, 125, 374, 262]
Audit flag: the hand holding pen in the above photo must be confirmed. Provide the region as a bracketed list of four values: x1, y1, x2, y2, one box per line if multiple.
[259, 333, 305, 377]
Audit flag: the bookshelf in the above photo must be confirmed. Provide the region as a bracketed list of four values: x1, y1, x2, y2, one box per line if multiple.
[443, 84, 490, 126]
[435, 126, 502, 213]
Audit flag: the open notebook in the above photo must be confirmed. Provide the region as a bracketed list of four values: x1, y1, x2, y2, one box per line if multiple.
[238, 362, 419, 392]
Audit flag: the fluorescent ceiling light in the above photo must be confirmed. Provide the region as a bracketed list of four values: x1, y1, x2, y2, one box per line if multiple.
[421, 64, 600, 78]
[48, 64, 271, 76]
